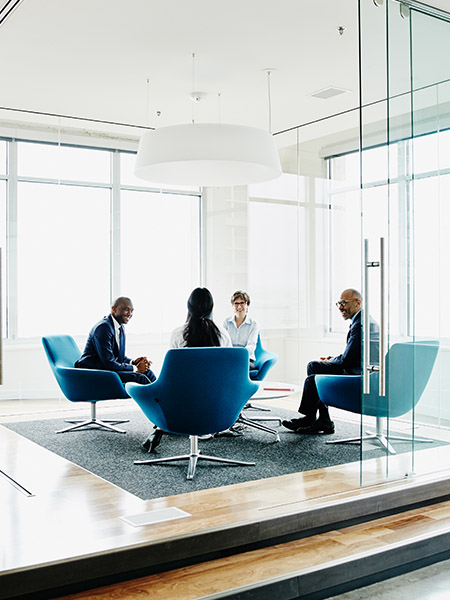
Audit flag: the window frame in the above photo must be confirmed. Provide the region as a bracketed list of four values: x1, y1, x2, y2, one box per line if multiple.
[2, 138, 202, 343]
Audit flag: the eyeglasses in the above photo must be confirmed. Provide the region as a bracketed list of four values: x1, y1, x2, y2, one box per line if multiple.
[335, 299, 356, 308]
[233, 301, 247, 306]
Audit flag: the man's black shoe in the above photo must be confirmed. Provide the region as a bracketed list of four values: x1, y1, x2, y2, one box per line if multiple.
[296, 418, 335, 435]
[142, 428, 164, 452]
[282, 416, 315, 431]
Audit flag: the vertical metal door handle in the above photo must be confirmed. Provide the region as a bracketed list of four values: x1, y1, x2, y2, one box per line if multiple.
[363, 239, 370, 394]
[363, 237, 386, 396]
[379, 237, 386, 396]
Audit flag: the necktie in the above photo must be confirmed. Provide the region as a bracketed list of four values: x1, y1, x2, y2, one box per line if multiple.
[119, 326, 125, 361]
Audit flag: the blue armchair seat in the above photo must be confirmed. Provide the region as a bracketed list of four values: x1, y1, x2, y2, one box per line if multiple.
[42, 335, 130, 434]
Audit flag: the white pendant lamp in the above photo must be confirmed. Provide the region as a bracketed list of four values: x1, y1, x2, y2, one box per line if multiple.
[134, 122, 282, 187]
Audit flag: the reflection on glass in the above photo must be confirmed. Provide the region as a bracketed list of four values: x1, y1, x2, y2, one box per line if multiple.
[413, 129, 450, 174]
[330, 189, 361, 333]
[329, 152, 359, 191]
[361, 145, 398, 184]
[17, 183, 110, 337]
[249, 173, 299, 201]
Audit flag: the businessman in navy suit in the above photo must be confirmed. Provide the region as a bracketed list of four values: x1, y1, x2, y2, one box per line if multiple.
[283, 289, 367, 434]
[75, 297, 156, 384]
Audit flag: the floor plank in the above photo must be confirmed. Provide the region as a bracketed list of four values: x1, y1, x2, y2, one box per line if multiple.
[56, 498, 450, 600]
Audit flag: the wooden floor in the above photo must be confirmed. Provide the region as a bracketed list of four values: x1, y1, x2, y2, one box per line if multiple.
[3, 402, 450, 599]
[57, 496, 450, 600]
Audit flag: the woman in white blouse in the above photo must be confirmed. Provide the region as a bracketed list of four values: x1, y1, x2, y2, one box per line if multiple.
[223, 290, 259, 370]
[170, 287, 231, 348]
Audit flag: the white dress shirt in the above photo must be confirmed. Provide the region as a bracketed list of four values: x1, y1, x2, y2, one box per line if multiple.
[169, 324, 232, 348]
[223, 315, 259, 360]
[112, 315, 137, 371]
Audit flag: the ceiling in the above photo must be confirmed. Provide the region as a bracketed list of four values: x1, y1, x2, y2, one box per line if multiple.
[0, 0, 449, 141]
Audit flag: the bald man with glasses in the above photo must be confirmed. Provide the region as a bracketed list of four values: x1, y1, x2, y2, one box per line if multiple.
[283, 288, 377, 435]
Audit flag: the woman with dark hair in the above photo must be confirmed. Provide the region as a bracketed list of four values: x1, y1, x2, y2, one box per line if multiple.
[144, 288, 231, 452]
[170, 287, 232, 348]
[223, 290, 259, 370]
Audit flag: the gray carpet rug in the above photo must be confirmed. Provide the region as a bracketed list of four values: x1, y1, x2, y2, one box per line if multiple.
[3, 407, 440, 500]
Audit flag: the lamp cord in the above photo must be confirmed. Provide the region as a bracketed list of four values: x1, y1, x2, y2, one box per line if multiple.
[192, 52, 196, 124]
[146, 78, 150, 127]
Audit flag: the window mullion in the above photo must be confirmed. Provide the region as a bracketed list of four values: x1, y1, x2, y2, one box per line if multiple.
[7, 140, 18, 339]
[111, 151, 121, 302]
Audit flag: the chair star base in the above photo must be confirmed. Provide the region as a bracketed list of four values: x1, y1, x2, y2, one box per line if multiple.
[237, 415, 280, 442]
[326, 427, 435, 455]
[56, 418, 128, 434]
[244, 402, 271, 412]
[134, 435, 255, 480]
[56, 401, 128, 434]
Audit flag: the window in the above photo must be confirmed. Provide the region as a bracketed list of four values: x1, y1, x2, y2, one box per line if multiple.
[16, 183, 110, 337]
[249, 174, 308, 331]
[18, 142, 111, 183]
[120, 190, 200, 334]
[2, 139, 201, 340]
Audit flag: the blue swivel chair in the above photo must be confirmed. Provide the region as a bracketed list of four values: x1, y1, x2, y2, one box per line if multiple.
[126, 347, 259, 480]
[249, 334, 278, 381]
[315, 341, 439, 454]
[42, 335, 130, 434]
[244, 334, 281, 437]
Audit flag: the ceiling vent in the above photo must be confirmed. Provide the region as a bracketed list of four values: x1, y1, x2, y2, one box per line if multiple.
[310, 87, 350, 100]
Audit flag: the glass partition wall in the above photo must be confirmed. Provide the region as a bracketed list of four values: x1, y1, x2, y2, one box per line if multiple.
[247, 0, 450, 488]
[358, 0, 450, 484]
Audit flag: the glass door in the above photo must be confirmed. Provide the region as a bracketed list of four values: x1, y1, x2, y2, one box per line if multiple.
[359, 0, 450, 484]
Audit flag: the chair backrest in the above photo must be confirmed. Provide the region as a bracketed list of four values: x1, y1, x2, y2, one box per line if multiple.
[251, 334, 278, 381]
[316, 341, 439, 419]
[381, 340, 439, 418]
[361, 341, 438, 417]
[42, 335, 81, 370]
[126, 347, 259, 436]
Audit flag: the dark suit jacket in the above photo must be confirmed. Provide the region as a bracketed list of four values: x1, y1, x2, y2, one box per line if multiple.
[75, 315, 134, 372]
[329, 311, 362, 375]
[329, 311, 379, 375]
